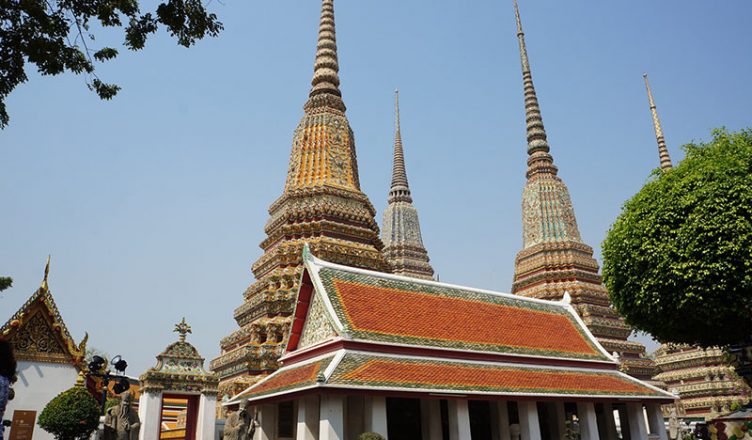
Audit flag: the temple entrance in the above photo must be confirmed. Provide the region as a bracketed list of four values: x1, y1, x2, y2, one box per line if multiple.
[469, 400, 493, 440]
[158, 394, 198, 440]
[386, 397, 422, 440]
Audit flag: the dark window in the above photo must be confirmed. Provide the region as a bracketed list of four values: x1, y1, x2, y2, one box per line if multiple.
[469, 400, 493, 440]
[278, 401, 294, 437]
[387, 398, 422, 440]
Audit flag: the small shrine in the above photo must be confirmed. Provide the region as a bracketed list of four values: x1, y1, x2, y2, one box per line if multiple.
[138, 318, 219, 440]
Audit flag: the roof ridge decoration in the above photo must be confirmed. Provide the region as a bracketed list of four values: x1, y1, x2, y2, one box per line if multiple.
[643, 73, 673, 171]
[381, 90, 435, 280]
[1, 256, 87, 366]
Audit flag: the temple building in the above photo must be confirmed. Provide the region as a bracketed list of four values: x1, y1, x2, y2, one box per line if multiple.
[1, 258, 88, 440]
[227, 246, 674, 440]
[508, 0, 657, 383]
[380, 91, 435, 280]
[642, 73, 750, 420]
[211, 0, 390, 398]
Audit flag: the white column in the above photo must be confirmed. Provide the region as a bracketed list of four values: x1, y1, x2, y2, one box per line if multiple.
[421, 400, 442, 440]
[646, 403, 668, 440]
[518, 401, 541, 440]
[447, 400, 471, 440]
[195, 393, 217, 440]
[320, 395, 345, 440]
[364, 396, 388, 438]
[258, 404, 277, 440]
[577, 402, 600, 440]
[137, 391, 162, 440]
[626, 403, 650, 440]
[553, 402, 567, 440]
[297, 396, 319, 440]
[601, 403, 618, 440]
[497, 401, 512, 440]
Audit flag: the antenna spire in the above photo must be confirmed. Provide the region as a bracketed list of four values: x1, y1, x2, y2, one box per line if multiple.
[513, 0, 557, 178]
[643, 73, 673, 171]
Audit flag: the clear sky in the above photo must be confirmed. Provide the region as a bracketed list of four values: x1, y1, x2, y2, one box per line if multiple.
[1, 0, 750, 376]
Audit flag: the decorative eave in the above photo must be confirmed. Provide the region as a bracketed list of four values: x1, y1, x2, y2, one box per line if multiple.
[1, 257, 87, 367]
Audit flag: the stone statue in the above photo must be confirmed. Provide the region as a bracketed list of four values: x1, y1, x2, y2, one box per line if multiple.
[104, 392, 141, 440]
[668, 405, 680, 439]
[224, 400, 256, 440]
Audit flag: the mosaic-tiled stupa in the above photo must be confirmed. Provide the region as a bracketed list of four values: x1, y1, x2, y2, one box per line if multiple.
[211, 0, 389, 397]
[381, 91, 434, 280]
[643, 73, 750, 420]
[509, 0, 656, 382]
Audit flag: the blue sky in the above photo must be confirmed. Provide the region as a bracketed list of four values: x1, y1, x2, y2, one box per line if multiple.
[1, 0, 750, 375]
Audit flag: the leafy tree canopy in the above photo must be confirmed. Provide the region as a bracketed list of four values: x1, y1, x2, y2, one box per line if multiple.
[602, 128, 752, 347]
[0, 0, 223, 128]
[0, 277, 11, 291]
[38, 385, 100, 440]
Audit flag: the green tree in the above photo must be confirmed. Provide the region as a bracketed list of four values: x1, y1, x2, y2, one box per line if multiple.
[0, 0, 223, 128]
[38, 385, 100, 440]
[0, 277, 11, 291]
[602, 128, 752, 347]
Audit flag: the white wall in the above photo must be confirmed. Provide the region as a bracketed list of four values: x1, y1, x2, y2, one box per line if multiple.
[3, 360, 80, 440]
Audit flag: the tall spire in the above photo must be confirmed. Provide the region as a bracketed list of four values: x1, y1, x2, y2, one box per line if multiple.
[382, 90, 434, 280]
[214, 0, 388, 397]
[389, 90, 411, 203]
[643, 73, 673, 171]
[511, 0, 657, 383]
[514, 0, 557, 178]
[306, 0, 345, 112]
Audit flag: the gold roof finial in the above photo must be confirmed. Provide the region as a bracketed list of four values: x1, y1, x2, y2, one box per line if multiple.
[40, 255, 51, 292]
[643, 73, 673, 171]
[174, 317, 192, 343]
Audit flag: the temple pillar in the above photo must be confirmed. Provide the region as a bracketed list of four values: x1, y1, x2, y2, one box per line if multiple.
[320, 395, 345, 440]
[195, 393, 217, 440]
[364, 396, 388, 438]
[258, 404, 276, 440]
[137, 391, 162, 440]
[646, 403, 668, 440]
[577, 402, 600, 440]
[421, 399, 442, 440]
[496, 401, 512, 440]
[297, 396, 319, 440]
[601, 403, 618, 440]
[447, 400, 472, 440]
[626, 403, 649, 440]
[518, 401, 542, 440]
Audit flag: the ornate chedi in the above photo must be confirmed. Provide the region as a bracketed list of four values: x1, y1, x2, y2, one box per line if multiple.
[380, 90, 434, 280]
[509, 0, 656, 381]
[643, 73, 750, 420]
[1, 256, 87, 367]
[211, 0, 389, 397]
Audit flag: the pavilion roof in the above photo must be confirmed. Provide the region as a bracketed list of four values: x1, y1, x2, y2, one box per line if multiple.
[229, 350, 673, 404]
[286, 246, 613, 363]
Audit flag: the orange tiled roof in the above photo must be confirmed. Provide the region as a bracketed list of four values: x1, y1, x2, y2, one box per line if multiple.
[312, 261, 609, 361]
[235, 351, 671, 403]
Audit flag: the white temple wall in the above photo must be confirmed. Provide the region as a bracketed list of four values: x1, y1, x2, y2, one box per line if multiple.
[3, 361, 79, 440]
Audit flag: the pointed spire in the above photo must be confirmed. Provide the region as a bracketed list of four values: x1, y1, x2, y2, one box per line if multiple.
[643, 73, 673, 171]
[389, 90, 412, 203]
[40, 254, 50, 292]
[514, 0, 557, 178]
[306, 0, 345, 111]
